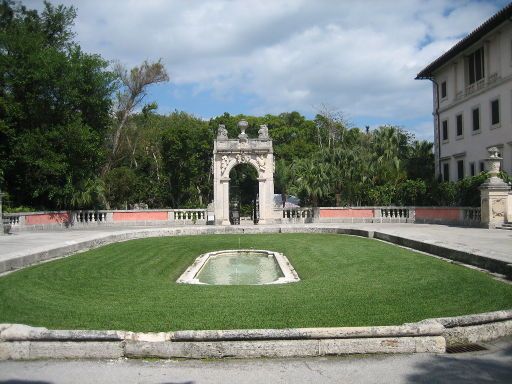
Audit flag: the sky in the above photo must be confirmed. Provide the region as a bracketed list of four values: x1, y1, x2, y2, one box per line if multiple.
[26, 0, 511, 140]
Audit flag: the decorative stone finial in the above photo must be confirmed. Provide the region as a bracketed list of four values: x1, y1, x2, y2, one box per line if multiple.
[238, 120, 248, 142]
[485, 147, 502, 178]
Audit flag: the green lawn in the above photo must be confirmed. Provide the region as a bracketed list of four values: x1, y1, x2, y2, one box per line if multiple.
[0, 233, 511, 332]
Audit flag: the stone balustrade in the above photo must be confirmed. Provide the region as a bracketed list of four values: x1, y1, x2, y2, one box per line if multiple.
[75, 211, 108, 223]
[2, 205, 487, 232]
[3, 209, 207, 231]
[279, 208, 314, 223]
[461, 207, 481, 225]
[379, 207, 411, 221]
[173, 209, 207, 224]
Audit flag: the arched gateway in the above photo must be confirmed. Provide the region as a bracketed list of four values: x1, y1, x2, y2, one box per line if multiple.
[213, 120, 275, 225]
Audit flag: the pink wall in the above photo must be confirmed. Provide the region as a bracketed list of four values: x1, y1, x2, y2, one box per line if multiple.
[415, 208, 460, 221]
[113, 211, 168, 221]
[320, 208, 374, 218]
[25, 213, 70, 225]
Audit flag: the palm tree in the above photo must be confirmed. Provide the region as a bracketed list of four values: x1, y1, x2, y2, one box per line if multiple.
[372, 126, 406, 185]
[291, 158, 331, 207]
[406, 140, 434, 180]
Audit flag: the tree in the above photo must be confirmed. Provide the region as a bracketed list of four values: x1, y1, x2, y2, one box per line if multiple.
[105, 59, 169, 173]
[406, 140, 435, 181]
[0, 0, 114, 209]
[161, 111, 213, 207]
[274, 159, 292, 206]
[371, 126, 408, 185]
[314, 105, 350, 148]
[291, 158, 331, 207]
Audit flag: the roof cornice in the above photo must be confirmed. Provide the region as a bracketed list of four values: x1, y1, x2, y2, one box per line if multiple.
[416, 3, 512, 80]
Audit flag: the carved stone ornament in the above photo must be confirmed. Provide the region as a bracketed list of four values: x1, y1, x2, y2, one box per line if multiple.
[491, 198, 505, 218]
[235, 153, 251, 164]
[488, 146, 500, 159]
[257, 155, 266, 171]
[258, 124, 269, 140]
[217, 124, 228, 140]
[220, 155, 229, 175]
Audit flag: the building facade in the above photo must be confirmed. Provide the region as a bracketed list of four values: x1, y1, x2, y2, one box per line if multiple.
[416, 4, 512, 181]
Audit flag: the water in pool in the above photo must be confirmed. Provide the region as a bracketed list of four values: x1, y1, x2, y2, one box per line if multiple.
[196, 251, 284, 285]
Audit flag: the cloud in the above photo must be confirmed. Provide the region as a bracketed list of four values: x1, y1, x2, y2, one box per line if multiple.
[24, 0, 507, 139]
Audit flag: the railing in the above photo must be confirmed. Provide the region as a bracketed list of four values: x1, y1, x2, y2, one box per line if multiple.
[6, 215, 20, 226]
[74, 211, 107, 224]
[280, 208, 314, 223]
[173, 209, 207, 224]
[463, 75, 498, 98]
[450, 73, 501, 103]
[487, 72, 498, 84]
[380, 207, 410, 220]
[462, 207, 481, 226]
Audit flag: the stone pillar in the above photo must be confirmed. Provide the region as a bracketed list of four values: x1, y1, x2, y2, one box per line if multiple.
[479, 147, 511, 228]
[215, 178, 230, 226]
[257, 178, 270, 224]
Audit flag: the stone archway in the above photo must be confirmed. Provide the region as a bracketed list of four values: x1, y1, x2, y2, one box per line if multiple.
[213, 120, 275, 225]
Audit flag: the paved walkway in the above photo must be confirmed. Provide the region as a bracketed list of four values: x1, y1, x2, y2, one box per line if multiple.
[1, 336, 511, 383]
[1, 223, 511, 269]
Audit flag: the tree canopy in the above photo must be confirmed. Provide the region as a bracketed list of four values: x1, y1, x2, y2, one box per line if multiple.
[0, 0, 114, 209]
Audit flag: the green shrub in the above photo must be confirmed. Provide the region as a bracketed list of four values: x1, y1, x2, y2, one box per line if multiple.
[395, 179, 428, 206]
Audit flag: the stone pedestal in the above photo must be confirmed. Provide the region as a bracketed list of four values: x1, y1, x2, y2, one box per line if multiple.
[479, 148, 511, 228]
[480, 182, 510, 228]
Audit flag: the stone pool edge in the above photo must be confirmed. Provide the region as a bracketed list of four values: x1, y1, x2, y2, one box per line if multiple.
[1, 310, 511, 359]
[176, 249, 300, 285]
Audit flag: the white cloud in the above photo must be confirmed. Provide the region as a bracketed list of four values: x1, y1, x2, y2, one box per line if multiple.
[24, 0, 506, 138]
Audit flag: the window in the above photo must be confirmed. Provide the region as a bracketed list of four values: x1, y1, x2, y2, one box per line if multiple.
[472, 108, 480, 131]
[491, 99, 500, 126]
[441, 81, 447, 98]
[468, 47, 484, 84]
[479, 161, 485, 172]
[442, 120, 448, 141]
[443, 162, 450, 182]
[457, 160, 464, 180]
[456, 114, 463, 136]
[470, 162, 475, 176]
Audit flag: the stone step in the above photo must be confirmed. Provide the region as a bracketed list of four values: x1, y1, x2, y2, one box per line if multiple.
[497, 223, 512, 230]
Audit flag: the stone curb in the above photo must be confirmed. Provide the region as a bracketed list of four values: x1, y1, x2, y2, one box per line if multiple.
[1, 311, 512, 360]
[432, 309, 512, 328]
[371, 231, 512, 279]
[171, 322, 444, 341]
